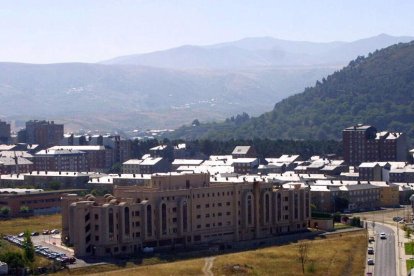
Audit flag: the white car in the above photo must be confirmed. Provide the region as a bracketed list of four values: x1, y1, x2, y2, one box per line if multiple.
[380, 232, 386, 239]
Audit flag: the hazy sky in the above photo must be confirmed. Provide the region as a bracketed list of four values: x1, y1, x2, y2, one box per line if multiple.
[1, 0, 413, 63]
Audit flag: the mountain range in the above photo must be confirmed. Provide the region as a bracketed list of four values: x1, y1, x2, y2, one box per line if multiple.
[0, 34, 412, 132]
[103, 34, 413, 69]
[169, 41, 414, 143]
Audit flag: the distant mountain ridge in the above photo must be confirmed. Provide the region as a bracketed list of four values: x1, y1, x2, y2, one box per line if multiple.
[0, 63, 333, 131]
[169, 41, 414, 143]
[0, 34, 413, 133]
[103, 34, 414, 69]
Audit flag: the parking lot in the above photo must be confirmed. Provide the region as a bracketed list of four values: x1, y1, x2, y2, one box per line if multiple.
[3, 231, 89, 269]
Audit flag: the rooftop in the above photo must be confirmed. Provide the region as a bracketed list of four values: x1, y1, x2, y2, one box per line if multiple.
[232, 146, 251, 155]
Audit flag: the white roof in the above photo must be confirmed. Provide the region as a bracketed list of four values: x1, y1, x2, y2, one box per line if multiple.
[140, 157, 163, 165]
[123, 159, 143, 165]
[0, 145, 16, 151]
[36, 149, 85, 155]
[49, 145, 105, 151]
[172, 159, 204, 166]
[0, 188, 44, 194]
[233, 158, 258, 163]
[232, 146, 252, 155]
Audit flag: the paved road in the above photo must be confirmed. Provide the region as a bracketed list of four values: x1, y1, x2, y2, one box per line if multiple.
[373, 223, 396, 276]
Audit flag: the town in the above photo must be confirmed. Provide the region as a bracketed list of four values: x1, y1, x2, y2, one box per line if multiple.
[0, 119, 413, 275]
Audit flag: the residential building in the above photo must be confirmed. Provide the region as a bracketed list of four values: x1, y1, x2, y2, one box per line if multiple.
[358, 162, 390, 181]
[0, 171, 89, 189]
[122, 159, 142, 174]
[24, 120, 64, 148]
[61, 172, 310, 257]
[49, 145, 113, 172]
[34, 149, 88, 172]
[233, 158, 259, 174]
[389, 166, 414, 183]
[0, 120, 11, 144]
[0, 188, 82, 217]
[343, 124, 407, 166]
[0, 156, 33, 174]
[138, 157, 171, 174]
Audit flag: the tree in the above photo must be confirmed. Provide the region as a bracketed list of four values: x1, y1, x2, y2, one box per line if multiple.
[192, 119, 200, 126]
[0, 206, 10, 216]
[48, 180, 61, 190]
[22, 230, 35, 262]
[0, 252, 25, 269]
[350, 217, 361, 227]
[298, 241, 310, 275]
[19, 206, 30, 213]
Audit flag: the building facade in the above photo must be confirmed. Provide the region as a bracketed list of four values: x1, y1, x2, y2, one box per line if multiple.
[34, 149, 88, 172]
[24, 120, 64, 148]
[62, 173, 310, 257]
[343, 124, 407, 166]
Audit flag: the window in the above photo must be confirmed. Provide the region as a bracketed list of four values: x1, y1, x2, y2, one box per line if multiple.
[247, 195, 253, 225]
[124, 207, 130, 235]
[265, 193, 270, 223]
[108, 209, 114, 238]
[161, 203, 167, 235]
[147, 205, 152, 236]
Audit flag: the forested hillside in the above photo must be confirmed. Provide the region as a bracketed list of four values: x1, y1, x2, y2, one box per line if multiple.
[171, 41, 414, 143]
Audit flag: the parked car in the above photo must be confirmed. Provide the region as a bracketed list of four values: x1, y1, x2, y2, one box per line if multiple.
[31, 232, 39, 236]
[50, 229, 60, 234]
[367, 258, 374, 265]
[380, 232, 386, 239]
[368, 236, 375, 243]
[393, 216, 402, 222]
[368, 247, 374, 254]
[17, 232, 25, 237]
[42, 230, 50, 235]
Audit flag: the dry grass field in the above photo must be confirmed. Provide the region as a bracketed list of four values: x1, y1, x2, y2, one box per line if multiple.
[60, 230, 366, 276]
[0, 214, 62, 235]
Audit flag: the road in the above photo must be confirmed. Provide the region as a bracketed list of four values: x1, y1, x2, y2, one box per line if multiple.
[373, 223, 396, 276]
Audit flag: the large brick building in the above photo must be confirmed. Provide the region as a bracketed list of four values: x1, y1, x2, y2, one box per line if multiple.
[34, 149, 88, 172]
[61, 173, 310, 257]
[0, 188, 81, 217]
[49, 146, 113, 172]
[20, 120, 64, 148]
[343, 124, 407, 166]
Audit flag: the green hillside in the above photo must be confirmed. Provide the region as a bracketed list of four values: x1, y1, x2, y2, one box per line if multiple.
[170, 41, 414, 143]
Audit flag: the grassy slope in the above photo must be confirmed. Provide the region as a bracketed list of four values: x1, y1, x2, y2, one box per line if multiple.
[0, 214, 62, 235]
[60, 230, 366, 276]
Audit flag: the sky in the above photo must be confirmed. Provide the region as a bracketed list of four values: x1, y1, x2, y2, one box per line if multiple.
[0, 0, 413, 63]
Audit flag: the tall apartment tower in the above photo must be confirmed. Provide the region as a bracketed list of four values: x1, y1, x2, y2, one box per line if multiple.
[25, 120, 64, 148]
[343, 124, 407, 166]
[0, 120, 11, 144]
